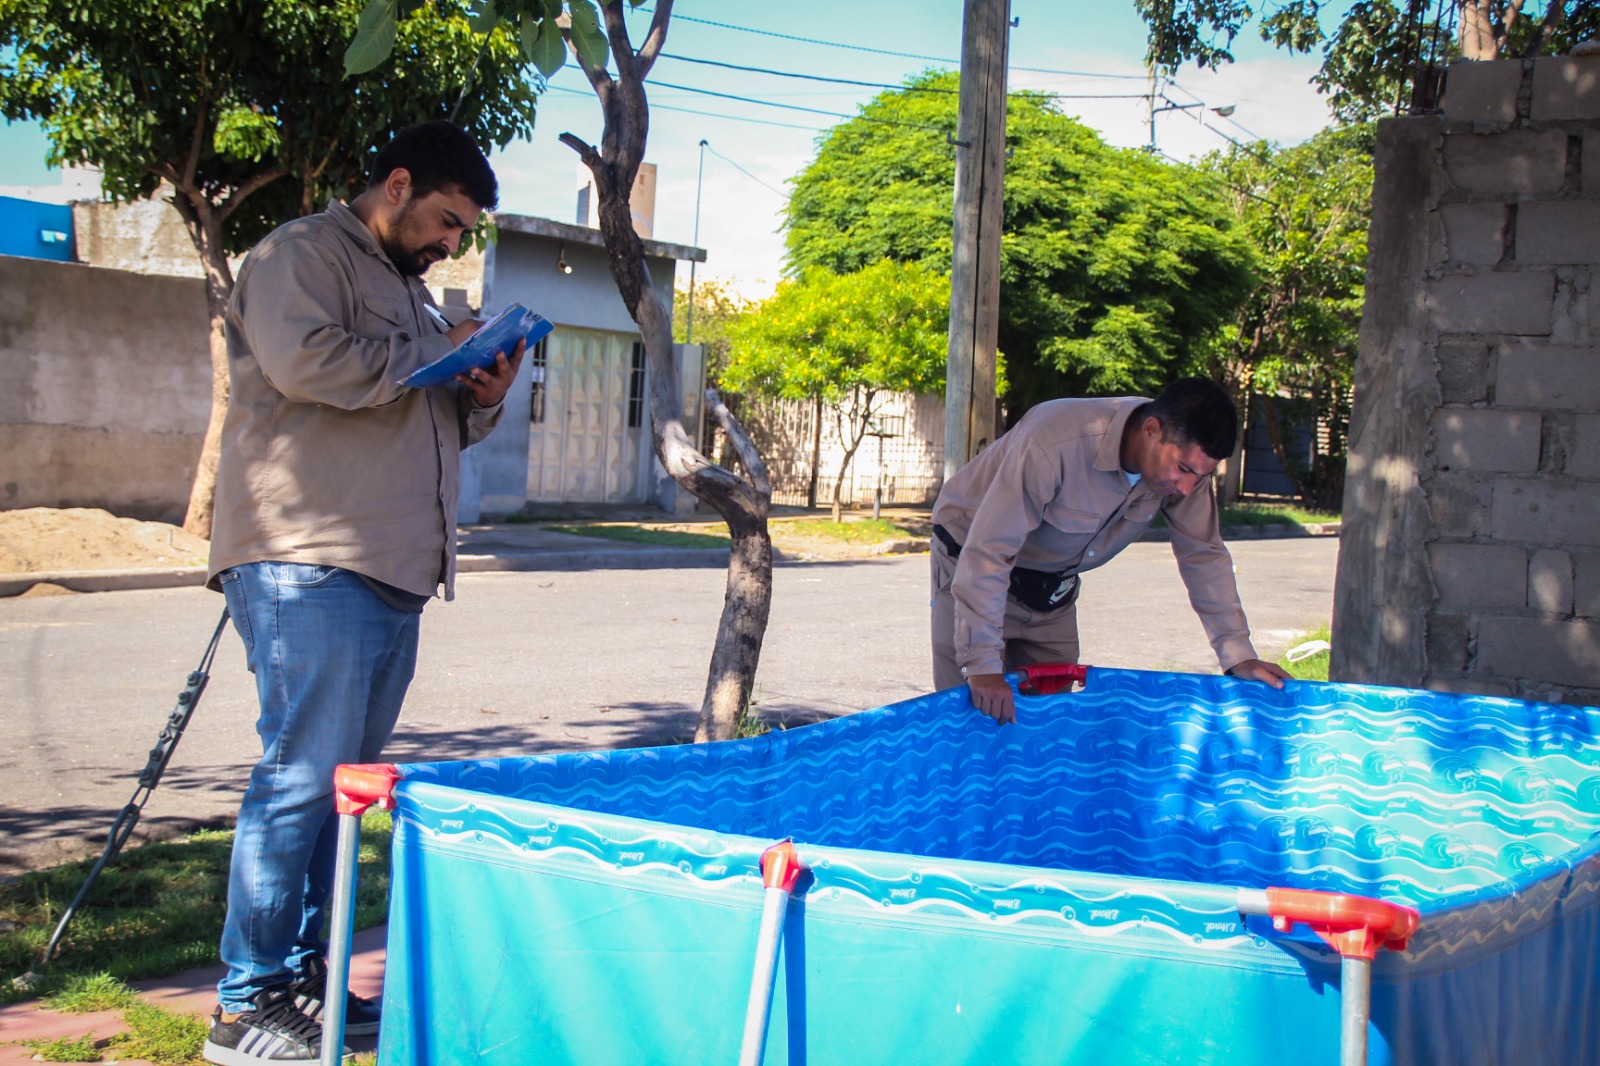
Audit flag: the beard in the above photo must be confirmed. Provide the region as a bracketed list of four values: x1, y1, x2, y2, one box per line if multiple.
[382, 200, 450, 277]
[382, 234, 449, 277]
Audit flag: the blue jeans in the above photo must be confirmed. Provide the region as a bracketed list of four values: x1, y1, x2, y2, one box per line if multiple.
[216, 562, 420, 1013]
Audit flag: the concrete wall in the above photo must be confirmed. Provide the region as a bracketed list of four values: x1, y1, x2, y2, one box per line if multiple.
[0, 256, 210, 521]
[1332, 56, 1600, 705]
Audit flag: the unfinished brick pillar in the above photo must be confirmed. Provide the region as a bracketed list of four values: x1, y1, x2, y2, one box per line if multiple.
[1332, 56, 1600, 705]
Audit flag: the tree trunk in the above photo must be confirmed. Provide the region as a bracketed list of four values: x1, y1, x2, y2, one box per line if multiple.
[828, 387, 874, 523]
[175, 205, 235, 539]
[807, 392, 822, 509]
[1460, 0, 1501, 59]
[563, 0, 773, 741]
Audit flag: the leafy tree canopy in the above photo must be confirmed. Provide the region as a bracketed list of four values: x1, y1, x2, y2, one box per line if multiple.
[784, 70, 1255, 413]
[0, 0, 539, 254]
[1137, 0, 1600, 122]
[722, 260, 950, 402]
[1193, 123, 1374, 507]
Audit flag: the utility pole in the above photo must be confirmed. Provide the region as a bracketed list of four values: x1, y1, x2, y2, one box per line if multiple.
[1147, 64, 1158, 152]
[944, 0, 1011, 482]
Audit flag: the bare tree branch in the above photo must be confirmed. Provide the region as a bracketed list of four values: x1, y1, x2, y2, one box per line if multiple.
[1500, 0, 1528, 43]
[1519, 0, 1565, 57]
[598, 0, 639, 84]
[182, 90, 208, 193]
[634, 0, 674, 79]
[558, 131, 604, 173]
[216, 166, 289, 224]
[707, 388, 770, 497]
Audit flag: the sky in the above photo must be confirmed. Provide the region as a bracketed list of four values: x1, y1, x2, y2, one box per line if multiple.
[0, 1, 1337, 301]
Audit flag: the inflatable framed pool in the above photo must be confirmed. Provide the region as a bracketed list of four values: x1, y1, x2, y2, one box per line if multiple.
[329, 667, 1600, 1065]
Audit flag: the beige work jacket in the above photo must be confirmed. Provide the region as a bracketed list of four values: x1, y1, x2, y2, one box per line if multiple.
[932, 396, 1258, 677]
[207, 201, 503, 600]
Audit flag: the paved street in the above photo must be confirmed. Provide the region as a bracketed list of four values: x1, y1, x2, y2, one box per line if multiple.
[0, 537, 1338, 876]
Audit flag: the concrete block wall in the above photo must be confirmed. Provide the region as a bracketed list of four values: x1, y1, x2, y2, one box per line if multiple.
[1333, 56, 1600, 706]
[0, 257, 211, 521]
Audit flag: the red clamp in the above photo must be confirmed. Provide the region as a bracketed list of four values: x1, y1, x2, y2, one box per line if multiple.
[760, 841, 804, 894]
[1261, 887, 1419, 959]
[1018, 663, 1089, 695]
[334, 763, 401, 817]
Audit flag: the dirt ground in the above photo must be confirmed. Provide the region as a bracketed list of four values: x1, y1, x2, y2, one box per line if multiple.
[0, 508, 209, 576]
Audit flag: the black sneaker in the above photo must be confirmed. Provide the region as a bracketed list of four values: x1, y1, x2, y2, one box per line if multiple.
[292, 956, 382, 1037]
[202, 985, 335, 1064]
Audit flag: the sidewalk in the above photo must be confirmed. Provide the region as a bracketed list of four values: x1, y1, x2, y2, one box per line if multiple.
[0, 927, 387, 1062]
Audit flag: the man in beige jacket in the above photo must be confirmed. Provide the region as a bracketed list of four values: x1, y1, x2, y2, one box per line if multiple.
[931, 377, 1290, 725]
[202, 122, 525, 1065]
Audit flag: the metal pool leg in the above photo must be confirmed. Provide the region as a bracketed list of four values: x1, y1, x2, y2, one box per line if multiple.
[323, 764, 402, 1066]
[1237, 886, 1419, 1066]
[739, 841, 805, 1066]
[321, 811, 361, 1066]
[1339, 955, 1372, 1066]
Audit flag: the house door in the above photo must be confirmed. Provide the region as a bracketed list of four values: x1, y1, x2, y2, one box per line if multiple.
[526, 328, 649, 502]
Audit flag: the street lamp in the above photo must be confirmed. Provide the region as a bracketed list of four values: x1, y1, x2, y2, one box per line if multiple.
[686, 138, 708, 345]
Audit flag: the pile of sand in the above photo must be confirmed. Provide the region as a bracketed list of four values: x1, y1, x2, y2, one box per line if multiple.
[0, 507, 209, 575]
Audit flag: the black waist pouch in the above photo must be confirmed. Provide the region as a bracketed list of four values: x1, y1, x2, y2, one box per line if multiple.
[1007, 566, 1079, 613]
[935, 524, 1079, 613]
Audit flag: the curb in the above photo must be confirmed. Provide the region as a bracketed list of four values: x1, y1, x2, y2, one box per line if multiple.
[0, 567, 209, 597]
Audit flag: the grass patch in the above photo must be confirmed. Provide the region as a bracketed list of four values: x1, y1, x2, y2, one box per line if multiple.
[1152, 502, 1340, 531]
[46, 972, 140, 1013]
[547, 524, 732, 549]
[2, 812, 394, 1006]
[118, 1001, 208, 1065]
[22, 1033, 102, 1062]
[771, 517, 917, 543]
[546, 516, 922, 552]
[1220, 502, 1340, 527]
[1279, 626, 1332, 682]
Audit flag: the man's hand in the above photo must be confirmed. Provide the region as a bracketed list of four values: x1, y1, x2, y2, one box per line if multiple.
[967, 672, 1016, 725]
[458, 338, 526, 409]
[1227, 658, 1291, 689]
[445, 318, 483, 346]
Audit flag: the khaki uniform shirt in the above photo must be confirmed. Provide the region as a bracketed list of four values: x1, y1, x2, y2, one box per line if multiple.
[207, 201, 503, 600]
[932, 396, 1258, 677]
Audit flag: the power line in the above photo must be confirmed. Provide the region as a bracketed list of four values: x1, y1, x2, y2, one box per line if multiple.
[660, 52, 1148, 101]
[646, 79, 945, 131]
[661, 52, 959, 93]
[704, 143, 789, 198]
[638, 9, 1149, 80]
[546, 83, 829, 132]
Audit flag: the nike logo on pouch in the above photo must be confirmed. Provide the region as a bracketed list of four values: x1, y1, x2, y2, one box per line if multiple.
[1049, 579, 1073, 604]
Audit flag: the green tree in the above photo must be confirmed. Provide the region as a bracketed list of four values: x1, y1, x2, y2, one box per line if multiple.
[673, 276, 750, 384]
[723, 260, 949, 516]
[1138, 0, 1600, 121]
[785, 70, 1255, 418]
[1196, 124, 1374, 509]
[0, 0, 537, 534]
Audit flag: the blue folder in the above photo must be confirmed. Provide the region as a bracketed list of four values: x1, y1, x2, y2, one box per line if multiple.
[399, 302, 552, 388]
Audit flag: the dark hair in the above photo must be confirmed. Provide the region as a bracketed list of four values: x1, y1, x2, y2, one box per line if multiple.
[369, 121, 498, 210]
[1140, 377, 1238, 460]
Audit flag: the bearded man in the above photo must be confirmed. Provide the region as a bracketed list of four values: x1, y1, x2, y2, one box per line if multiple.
[201, 121, 525, 1064]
